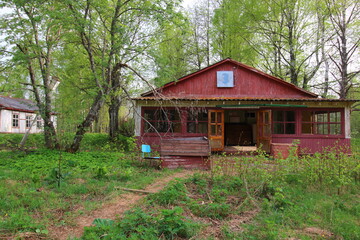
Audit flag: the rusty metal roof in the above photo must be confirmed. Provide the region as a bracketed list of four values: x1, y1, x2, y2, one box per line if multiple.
[0, 96, 38, 112]
[133, 96, 358, 102]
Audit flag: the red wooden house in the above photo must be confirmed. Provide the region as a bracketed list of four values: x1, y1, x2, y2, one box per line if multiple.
[134, 59, 355, 167]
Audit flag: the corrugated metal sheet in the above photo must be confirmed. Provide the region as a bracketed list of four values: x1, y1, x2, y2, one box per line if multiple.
[0, 96, 38, 112]
[133, 96, 357, 102]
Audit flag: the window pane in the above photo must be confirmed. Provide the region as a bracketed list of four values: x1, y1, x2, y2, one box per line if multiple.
[315, 111, 327, 122]
[217, 112, 222, 123]
[316, 123, 328, 134]
[217, 125, 222, 135]
[156, 121, 169, 132]
[198, 111, 208, 121]
[273, 123, 284, 134]
[264, 112, 270, 124]
[302, 123, 313, 134]
[144, 110, 156, 121]
[144, 122, 155, 133]
[171, 122, 182, 133]
[198, 122, 208, 133]
[330, 111, 340, 123]
[211, 125, 216, 135]
[264, 125, 271, 136]
[187, 122, 196, 133]
[273, 111, 283, 121]
[302, 111, 313, 122]
[285, 123, 295, 134]
[168, 110, 180, 121]
[211, 112, 216, 123]
[285, 111, 295, 121]
[330, 124, 341, 135]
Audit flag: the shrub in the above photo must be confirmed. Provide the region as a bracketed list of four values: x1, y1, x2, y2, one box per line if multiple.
[150, 180, 189, 206]
[190, 201, 231, 219]
[82, 207, 198, 240]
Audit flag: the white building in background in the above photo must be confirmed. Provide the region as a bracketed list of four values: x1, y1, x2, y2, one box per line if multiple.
[0, 96, 56, 134]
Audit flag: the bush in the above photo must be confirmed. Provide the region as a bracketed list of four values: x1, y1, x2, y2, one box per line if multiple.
[149, 180, 189, 206]
[190, 201, 231, 219]
[82, 207, 198, 240]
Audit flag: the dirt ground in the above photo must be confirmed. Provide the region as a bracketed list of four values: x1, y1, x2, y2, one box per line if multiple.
[48, 170, 196, 240]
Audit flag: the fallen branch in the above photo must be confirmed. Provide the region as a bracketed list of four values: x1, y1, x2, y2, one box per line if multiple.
[115, 187, 155, 194]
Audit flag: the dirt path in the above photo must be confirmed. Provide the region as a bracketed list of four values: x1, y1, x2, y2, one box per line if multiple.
[49, 170, 196, 240]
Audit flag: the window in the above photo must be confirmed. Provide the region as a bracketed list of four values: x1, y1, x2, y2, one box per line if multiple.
[36, 116, 42, 129]
[273, 110, 296, 134]
[26, 115, 32, 128]
[301, 110, 341, 135]
[143, 108, 182, 133]
[12, 113, 19, 128]
[187, 109, 208, 133]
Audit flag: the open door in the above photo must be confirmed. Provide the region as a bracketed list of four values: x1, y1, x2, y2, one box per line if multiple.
[208, 109, 225, 151]
[257, 110, 272, 153]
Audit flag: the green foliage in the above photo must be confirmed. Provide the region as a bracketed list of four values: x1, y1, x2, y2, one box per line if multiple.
[0, 149, 170, 236]
[0, 134, 44, 149]
[190, 201, 231, 219]
[82, 207, 199, 240]
[149, 180, 189, 206]
[0, 133, 136, 152]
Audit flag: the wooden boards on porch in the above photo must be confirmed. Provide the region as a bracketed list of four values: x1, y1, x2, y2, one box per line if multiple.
[160, 137, 210, 170]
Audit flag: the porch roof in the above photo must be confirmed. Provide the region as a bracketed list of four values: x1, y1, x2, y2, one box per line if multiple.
[133, 96, 357, 103]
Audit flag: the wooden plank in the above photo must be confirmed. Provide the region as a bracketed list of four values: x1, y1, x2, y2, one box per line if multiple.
[161, 155, 210, 170]
[160, 137, 210, 157]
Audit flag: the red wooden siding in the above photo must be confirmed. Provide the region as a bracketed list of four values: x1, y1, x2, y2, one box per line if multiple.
[150, 61, 315, 99]
[272, 137, 351, 154]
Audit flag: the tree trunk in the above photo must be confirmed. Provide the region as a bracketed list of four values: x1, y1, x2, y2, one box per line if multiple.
[109, 96, 121, 140]
[67, 91, 105, 153]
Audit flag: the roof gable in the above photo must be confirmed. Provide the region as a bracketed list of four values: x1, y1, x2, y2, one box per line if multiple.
[0, 96, 38, 112]
[142, 59, 318, 99]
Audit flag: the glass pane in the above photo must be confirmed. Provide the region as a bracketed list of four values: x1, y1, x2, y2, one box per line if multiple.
[302, 111, 313, 122]
[302, 123, 313, 134]
[315, 111, 327, 122]
[273, 111, 283, 121]
[144, 122, 155, 133]
[285, 123, 295, 134]
[158, 110, 167, 121]
[156, 121, 169, 132]
[198, 122, 208, 133]
[198, 111, 208, 121]
[217, 125, 222, 135]
[316, 123, 328, 134]
[187, 122, 196, 133]
[264, 125, 271, 136]
[330, 111, 340, 123]
[285, 111, 295, 121]
[217, 112, 222, 123]
[187, 111, 195, 121]
[171, 122, 182, 133]
[144, 109, 156, 121]
[264, 112, 270, 124]
[211, 112, 216, 123]
[211, 125, 216, 135]
[168, 110, 181, 121]
[330, 124, 341, 135]
[273, 123, 284, 134]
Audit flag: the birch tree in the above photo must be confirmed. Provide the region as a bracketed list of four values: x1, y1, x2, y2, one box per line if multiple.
[0, 0, 62, 149]
[325, 0, 360, 99]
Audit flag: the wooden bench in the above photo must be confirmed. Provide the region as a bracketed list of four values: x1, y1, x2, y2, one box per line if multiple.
[160, 137, 210, 169]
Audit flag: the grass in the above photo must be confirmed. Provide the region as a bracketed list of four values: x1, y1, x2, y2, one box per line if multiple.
[0, 148, 172, 238]
[1, 136, 359, 239]
[81, 138, 360, 240]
